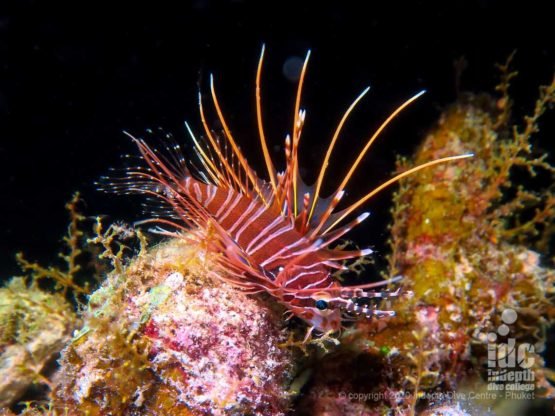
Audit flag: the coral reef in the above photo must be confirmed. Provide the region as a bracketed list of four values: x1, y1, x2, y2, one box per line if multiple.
[0, 195, 84, 409]
[0, 278, 76, 409]
[299, 63, 555, 414]
[51, 224, 297, 415]
[1, 61, 554, 416]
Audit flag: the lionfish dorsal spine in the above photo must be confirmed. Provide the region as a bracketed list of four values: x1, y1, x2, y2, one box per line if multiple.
[103, 47, 474, 332]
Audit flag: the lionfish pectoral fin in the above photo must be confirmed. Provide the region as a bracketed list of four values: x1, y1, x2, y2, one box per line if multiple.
[337, 290, 400, 321]
[339, 286, 402, 301]
[211, 248, 274, 291]
[321, 260, 348, 270]
[350, 307, 396, 320]
[343, 275, 403, 291]
[225, 242, 252, 268]
[208, 264, 266, 293]
[320, 247, 374, 262]
[280, 275, 403, 296]
[205, 219, 275, 289]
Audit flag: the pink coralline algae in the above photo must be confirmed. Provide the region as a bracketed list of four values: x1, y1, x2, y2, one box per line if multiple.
[51, 238, 297, 415]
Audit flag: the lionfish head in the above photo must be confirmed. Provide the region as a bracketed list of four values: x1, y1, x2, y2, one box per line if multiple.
[287, 295, 343, 333]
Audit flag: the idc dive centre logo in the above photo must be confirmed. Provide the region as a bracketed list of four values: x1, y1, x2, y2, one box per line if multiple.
[485, 308, 535, 399]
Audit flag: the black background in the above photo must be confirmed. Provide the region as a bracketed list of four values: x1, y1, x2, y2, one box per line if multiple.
[0, 1, 553, 283]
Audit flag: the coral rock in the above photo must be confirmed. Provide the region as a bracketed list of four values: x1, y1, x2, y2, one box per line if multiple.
[52, 239, 296, 415]
[0, 277, 76, 409]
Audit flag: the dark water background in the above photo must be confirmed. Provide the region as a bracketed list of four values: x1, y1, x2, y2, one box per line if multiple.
[1, 1, 553, 279]
[0, 1, 553, 413]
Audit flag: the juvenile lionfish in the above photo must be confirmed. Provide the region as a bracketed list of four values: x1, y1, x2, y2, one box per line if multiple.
[103, 47, 471, 335]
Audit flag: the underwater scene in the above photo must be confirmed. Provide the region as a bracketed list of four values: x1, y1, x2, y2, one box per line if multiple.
[1, 2, 554, 416]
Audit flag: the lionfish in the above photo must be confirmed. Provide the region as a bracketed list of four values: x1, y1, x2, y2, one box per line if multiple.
[103, 47, 471, 335]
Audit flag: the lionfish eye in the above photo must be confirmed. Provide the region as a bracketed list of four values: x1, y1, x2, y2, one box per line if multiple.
[315, 300, 328, 310]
